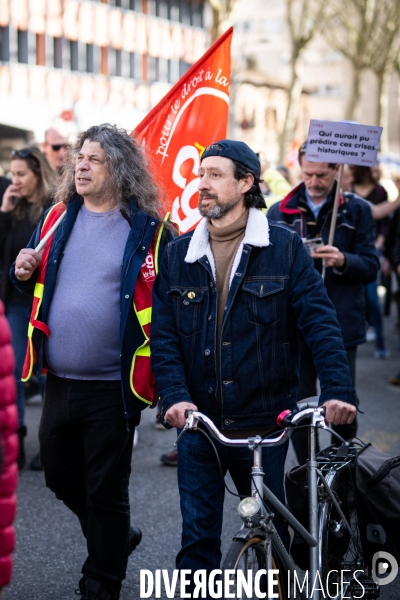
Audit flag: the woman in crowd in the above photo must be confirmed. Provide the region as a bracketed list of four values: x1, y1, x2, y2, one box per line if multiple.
[351, 165, 389, 358]
[0, 147, 56, 469]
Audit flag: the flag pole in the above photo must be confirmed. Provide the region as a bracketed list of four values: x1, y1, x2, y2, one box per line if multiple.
[328, 164, 344, 246]
[35, 211, 66, 253]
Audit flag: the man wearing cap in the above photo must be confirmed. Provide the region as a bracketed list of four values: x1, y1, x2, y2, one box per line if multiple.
[268, 145, 379, 464]
[151, 139, 357, 582]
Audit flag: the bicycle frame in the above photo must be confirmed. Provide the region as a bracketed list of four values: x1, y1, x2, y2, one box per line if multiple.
[177, 407, 361, 600]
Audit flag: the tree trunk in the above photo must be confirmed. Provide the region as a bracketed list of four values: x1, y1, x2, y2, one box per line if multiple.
[210, 6, 220, 43]
[279, 58, 303, 162]
[346, 62, 362, 120]
[377, 70, 391, 153]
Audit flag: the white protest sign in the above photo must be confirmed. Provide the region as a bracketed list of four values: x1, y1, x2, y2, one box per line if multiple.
[305, 120, 383, 166]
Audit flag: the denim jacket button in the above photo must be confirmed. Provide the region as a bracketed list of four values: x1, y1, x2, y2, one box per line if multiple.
[204, 349, 210, 356]
[208, 315, 212, 321]
[183, 300, 189, 305]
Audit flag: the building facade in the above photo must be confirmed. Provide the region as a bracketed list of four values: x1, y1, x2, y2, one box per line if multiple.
[0, 0, 207, 168]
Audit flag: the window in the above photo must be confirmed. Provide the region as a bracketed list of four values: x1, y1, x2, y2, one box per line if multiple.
[180, 0, 190, 25]
[54, 37, 63, 69]
[0, 26, 10, 62]
[148, 55, 157, 82]
[86, 44, 94, 73]
[157, 0, 168, 18]
[169, 0, 179, 21]
[134, 52, 143, 80]
[17, 29, 28, 64]
[148, 0, 157, 15]
[70, 40, 79, 71]
[169, 58, 179, 83]
[120, 49, 130, 78]
[179, 58, 190, 78]
[158, 57, 168, 82]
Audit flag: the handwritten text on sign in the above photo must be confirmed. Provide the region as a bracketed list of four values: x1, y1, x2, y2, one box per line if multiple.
[305, 120, 383, 167]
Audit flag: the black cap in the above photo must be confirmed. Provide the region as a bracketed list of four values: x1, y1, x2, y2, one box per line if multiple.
[201, 139, 261, 178]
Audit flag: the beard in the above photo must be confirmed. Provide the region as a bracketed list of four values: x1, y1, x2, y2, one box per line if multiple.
[198, 192, 242, 220]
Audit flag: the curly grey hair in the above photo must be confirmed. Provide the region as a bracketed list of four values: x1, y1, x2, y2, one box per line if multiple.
[54, 124, 165, 220]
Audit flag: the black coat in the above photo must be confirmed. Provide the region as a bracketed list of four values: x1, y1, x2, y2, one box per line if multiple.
[0, 208, 38, 305]
[268, 182, 380, 348]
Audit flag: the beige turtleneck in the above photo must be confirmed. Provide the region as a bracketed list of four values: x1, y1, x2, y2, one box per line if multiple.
[206, 209, 248, 385]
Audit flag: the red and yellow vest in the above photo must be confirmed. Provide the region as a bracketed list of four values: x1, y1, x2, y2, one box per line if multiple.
[22, 202, 167, 407]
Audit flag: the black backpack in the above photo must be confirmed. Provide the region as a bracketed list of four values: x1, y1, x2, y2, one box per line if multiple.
[354, 443, 400, 564]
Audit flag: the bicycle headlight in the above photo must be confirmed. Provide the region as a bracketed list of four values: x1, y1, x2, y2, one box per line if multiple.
[238, 497, 260, 520]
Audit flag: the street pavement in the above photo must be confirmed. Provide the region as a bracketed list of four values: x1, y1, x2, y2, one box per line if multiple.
[5, 312, 400, 599]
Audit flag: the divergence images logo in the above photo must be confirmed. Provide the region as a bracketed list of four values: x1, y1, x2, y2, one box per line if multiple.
[372, 551, 398, 586]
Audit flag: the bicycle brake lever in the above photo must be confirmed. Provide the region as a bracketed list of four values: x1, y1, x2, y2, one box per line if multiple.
[174, 426, 188, 447]
[174, 410, 198, 447]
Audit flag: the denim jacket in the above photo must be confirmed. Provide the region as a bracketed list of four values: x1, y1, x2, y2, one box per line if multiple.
[151, 208, 356, 431]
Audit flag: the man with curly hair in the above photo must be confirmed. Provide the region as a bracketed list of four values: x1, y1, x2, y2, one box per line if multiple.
[11, 124, 172, 600]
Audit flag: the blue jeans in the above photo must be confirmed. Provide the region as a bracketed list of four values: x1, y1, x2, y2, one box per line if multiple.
[39, 373, 137, 597]
[366, 279, 384, 341]
[6, 301, 45, 427]
[176, 428, 289, 574]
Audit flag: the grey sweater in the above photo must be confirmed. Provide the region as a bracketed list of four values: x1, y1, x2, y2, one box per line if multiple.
[45, 204, 130, 380]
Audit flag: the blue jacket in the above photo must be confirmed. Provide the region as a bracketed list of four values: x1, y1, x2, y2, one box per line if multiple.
[10, 194, 171, 420]
[151, 208, 356, 431]
[268, 183, 380, 348]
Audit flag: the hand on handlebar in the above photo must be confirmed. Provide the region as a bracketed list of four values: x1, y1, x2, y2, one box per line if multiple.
[165, 401, 198, 429]
[320, 399, 356, 426]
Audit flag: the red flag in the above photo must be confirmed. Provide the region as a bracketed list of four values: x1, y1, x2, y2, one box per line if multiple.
[134, 27, 233, 233]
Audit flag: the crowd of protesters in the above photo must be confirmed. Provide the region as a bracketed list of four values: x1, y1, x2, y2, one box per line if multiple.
[1, 125, 400, 598]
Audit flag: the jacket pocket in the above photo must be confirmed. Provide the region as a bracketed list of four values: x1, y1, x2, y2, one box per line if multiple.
[242, 278, 284, 327]
[169, 288, 205, 337]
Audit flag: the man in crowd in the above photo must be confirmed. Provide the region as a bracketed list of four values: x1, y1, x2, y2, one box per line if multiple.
[41, 127, 68, 173]
[268, 144, 380, 464]
[151, 139, 357, 586]
[11, 124, 171, 600]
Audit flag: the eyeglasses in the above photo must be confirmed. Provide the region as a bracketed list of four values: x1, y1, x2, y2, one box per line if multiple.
[11, 148, 34, 159]
[46, 143, 66, 151]
[10, 148, 41, 168]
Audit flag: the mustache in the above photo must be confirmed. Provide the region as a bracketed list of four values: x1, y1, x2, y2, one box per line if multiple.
[199, 192, 218, 200]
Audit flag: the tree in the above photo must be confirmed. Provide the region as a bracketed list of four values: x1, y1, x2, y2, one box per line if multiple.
[322, 0, 400, 125]
[279, 0, 326, 161]
[364, 5, 400, 149]
[208, 0, 240, 43]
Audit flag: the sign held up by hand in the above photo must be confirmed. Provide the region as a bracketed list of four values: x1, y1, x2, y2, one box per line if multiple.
[305, 120, 383, 166]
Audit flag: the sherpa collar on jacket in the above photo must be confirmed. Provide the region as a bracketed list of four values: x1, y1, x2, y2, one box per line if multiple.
[185, 207, 270, 287]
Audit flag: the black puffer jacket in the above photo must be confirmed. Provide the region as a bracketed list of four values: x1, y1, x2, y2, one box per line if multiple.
[0, 210, 37, 305]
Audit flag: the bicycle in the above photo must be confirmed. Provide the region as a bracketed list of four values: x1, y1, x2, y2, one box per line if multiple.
[176, 398, 379, 600]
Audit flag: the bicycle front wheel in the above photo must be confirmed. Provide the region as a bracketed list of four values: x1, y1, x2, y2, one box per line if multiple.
[222, 536, 287, 599]
[319, 466, 364, 599]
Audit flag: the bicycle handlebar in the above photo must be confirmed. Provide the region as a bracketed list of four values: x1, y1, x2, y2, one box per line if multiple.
[177, 405, 327, 449]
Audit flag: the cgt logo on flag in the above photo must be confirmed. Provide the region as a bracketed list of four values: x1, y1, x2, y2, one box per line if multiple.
[134, 28, 233, 234]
